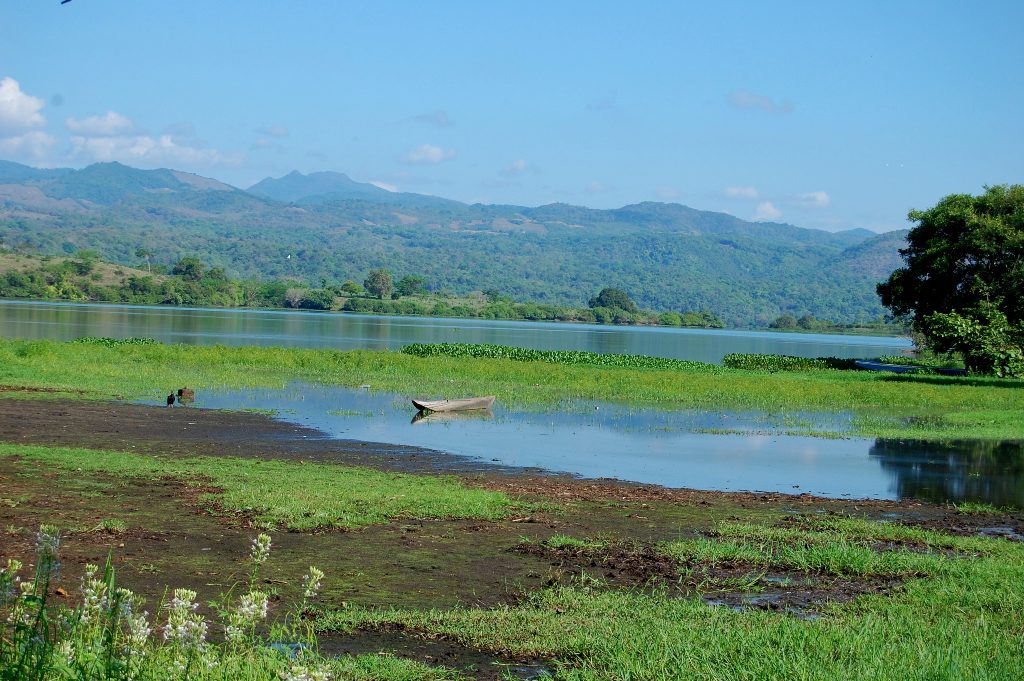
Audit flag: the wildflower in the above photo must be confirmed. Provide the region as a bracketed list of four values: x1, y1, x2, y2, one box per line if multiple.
[302, 566, 325, 600]
[56, 639, 75, 665]
[250, 533, 272, 565]
[79, 564, 107, 623]
[280, 664, 333, 681]
[35, 525, 61, 556]
[225, 590, 269, 642]
[164, 588, 208, 648]
[127, 611, 152, 649]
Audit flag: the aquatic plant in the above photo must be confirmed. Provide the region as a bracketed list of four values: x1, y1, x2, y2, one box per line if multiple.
[402, 342, 722, 372]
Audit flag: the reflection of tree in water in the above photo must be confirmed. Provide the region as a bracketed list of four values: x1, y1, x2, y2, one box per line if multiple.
[871, 439, 1024, 507]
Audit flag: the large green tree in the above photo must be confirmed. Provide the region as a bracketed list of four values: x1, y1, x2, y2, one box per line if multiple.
[877, 185, 1024, 376]
[363, 268, 394, 299]
[588, 287, 639, 314]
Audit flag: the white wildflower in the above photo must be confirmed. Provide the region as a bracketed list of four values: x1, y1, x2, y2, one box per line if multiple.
[57, 639, 75, 665]
[302, 566, 325, 599]
[79, 564, 106, 623]
[164, 588, 207, 647]
[280, 664, 333, 681]
[225, 590, 269, 642]
[250, 534, 272, 565]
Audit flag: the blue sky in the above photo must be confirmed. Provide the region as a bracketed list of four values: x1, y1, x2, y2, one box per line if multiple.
[1, 1, 1021, 231]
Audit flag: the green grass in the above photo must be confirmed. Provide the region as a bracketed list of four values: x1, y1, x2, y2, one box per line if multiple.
[1, 337, 1023, 439]
[316, 517, 1024, 680]
[0, 443, 514, 531]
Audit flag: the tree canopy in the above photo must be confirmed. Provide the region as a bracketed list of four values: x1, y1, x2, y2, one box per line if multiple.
[363, 268, 394, 299]
[588, 287, 638, 314]
[877, 185, 1024, 375]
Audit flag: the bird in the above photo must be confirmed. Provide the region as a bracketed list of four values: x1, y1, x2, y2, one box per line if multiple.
[166, 393, 175, 407]
[61, 0, 72, 4]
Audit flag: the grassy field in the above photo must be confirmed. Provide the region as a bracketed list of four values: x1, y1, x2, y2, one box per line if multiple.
[0, 443, 513, 531]
[1, 337, 1022, 440]
[317, 518, 1024, 680]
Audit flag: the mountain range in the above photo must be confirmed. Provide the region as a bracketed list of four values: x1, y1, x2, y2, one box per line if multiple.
[0, 160, 907, 326]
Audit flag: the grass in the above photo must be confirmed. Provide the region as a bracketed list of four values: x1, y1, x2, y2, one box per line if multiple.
[316, 517, 1024, 680]
[1, 337, 1023, 440]
[0, 443, 515, 531]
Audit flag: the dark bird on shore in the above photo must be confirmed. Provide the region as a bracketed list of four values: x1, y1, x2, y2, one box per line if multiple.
[166, 393, 175, 407]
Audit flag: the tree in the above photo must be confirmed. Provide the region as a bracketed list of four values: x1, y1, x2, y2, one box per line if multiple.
[171, 257, 206, 281]
[877, 185, 1024, 376]
[135, 247, 153, 274]
[363, 268, 393, 299]
[395, 274, 428, 297]
[588, 287, 638, 314]
[339, 280, 364, 296]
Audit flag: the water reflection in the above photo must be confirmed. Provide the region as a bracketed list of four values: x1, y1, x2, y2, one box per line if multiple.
[188, 382, 1023, 507]
[870, 439, 1024, 507]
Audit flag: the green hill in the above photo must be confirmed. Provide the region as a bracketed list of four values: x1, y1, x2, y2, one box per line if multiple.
[0, 160, 906, 326]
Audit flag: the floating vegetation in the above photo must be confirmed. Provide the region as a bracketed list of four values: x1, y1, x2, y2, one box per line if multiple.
[402, 342, 722, 372]
[722, 353, 857, 372]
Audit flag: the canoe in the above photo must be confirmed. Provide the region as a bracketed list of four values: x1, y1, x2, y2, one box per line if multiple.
[854, 360, 919, 374]
[411, 396, 495, 412]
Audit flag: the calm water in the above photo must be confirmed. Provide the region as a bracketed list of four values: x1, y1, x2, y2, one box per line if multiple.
[194, 384, 1024, 507]
[0, 299, 910, 363]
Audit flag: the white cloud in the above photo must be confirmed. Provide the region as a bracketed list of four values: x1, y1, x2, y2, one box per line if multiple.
[401, 143, 456, 165]
[755, 201, 782, 220]
[728, 90, 794, 114]
[725, 186, 759, 199]
[585, 180, 609, 194]
[414, 110, 454, 127]
[796, 190, 831, 208]
[370, 181, 398, 193]
[66, 110, 135, 136]
[656, 187, 681, 200]
[0, 130, 56, 160]
[0, 77, 46, 135]
[71, 133, 240, 167]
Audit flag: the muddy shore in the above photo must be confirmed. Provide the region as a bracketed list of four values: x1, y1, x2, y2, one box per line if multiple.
[2, 395, 1022, 679]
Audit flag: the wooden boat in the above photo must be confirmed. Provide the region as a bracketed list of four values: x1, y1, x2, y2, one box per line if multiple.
[411, 409, 494, 425]
[854, 360, 919, 374]
[411, 396, 495, 413]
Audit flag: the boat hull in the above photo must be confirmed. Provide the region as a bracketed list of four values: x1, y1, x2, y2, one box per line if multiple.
[411, 396, 496, 412]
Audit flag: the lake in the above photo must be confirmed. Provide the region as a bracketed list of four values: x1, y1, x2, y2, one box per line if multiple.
[0, 299, 911, 363]
[195, 383, 1024, 507]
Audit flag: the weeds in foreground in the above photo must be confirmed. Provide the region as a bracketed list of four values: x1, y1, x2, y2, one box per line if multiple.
[1, 526, 337, 681]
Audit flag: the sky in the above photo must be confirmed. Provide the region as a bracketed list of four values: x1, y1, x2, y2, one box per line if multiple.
[1, 1, 1022, 232]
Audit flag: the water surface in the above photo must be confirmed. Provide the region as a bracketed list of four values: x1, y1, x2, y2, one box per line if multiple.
[193, 383, 1024, 507]
[0, 299, 910, 364]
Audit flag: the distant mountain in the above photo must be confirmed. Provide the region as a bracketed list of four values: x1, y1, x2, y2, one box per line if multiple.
[249, 170, 394, 204]
[0, 160, 907, 326]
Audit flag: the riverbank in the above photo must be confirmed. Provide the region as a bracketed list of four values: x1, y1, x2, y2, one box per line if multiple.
[2, 398, 1022, 679]
[0, 337, 1019, 440]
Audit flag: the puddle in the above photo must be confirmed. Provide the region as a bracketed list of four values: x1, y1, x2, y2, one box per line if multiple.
[978, 527, 1024, 542]
[318, 628, 553, 680]
[186, 383, 1024, 506]
[513, 539, 904, 618]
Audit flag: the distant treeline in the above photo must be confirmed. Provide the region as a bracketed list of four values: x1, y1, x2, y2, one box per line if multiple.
[0, 253, 728, 329]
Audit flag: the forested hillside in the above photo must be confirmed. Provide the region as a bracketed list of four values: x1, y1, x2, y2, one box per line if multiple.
[0, 161, 907, 327]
